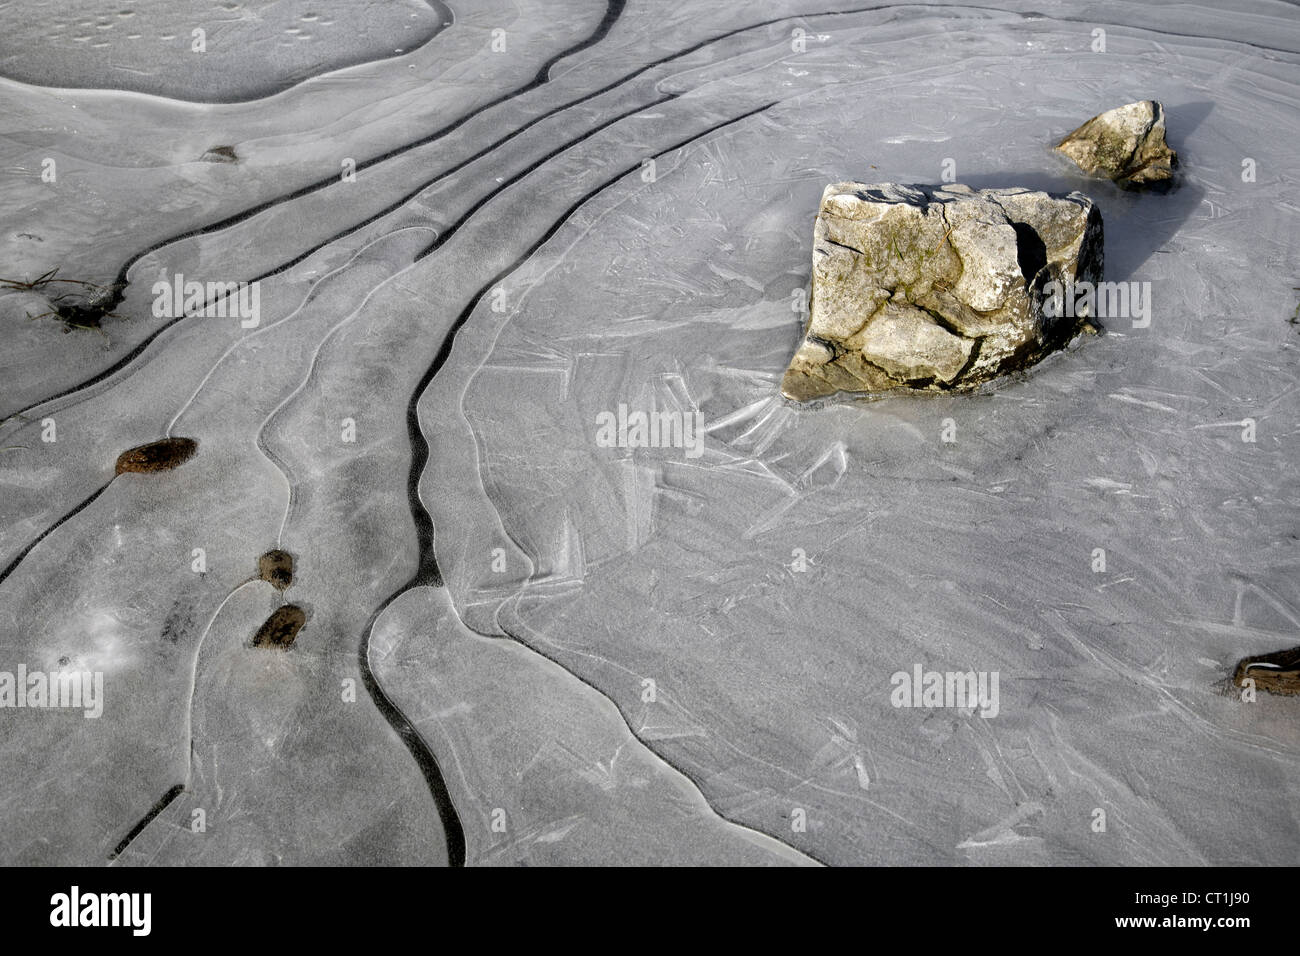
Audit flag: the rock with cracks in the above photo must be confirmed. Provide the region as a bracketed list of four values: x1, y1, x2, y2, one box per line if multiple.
[781, 183, 1104, 403]
[1055, 100, 1177, 188]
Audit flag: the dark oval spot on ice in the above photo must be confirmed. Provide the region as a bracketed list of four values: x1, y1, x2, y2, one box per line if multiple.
[200, 145, 239, 163]
[115, 437, 198, 474]
[258, 549, 293, 590]
[252, 604, 306, 649]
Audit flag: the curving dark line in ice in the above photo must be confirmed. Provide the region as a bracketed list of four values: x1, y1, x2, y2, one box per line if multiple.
[350, 0, 644, 873]
[358, 600, 466, 867]
[410, 89, 669, 254]
[250, 91, 676, 592]
[400, 100, 832, 866]
[353, 102, 779, 869]
[258, 95, 674, 553]
[0, 481, 112, 589]
[403, 101, 779, 590]
[494, 622, 829, 866]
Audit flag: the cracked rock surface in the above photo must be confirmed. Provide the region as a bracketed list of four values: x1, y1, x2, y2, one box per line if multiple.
[1055, 100, 1178, 188]
[781, 183, 1103, 403]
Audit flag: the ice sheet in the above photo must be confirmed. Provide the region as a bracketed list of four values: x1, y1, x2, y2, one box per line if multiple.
[0, 0, 1296, 865]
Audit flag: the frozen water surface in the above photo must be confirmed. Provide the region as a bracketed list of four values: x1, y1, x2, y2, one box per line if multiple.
[0, 0, 1297, 865]
[0, 0, 451, 101]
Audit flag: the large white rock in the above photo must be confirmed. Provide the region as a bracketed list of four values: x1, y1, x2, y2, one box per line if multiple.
[781, 183, 1103, 402]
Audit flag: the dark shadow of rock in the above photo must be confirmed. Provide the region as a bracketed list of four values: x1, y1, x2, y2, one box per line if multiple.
[960, 157, 1206, 285]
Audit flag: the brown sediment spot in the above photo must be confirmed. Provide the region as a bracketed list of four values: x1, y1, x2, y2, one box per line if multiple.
[1232, 645, 1300, 697]
[200, 145, 239, 163]
[258, 549, 293, 590]
[115, 437, 198, 474]
[252, 604, 305, 649]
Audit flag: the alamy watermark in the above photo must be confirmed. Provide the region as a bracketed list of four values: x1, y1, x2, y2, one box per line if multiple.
[890, 664, 999, 718]
[151, 272, 260, 328]
[0, 665, 103, 718]
[594, 403, 704, 458]
[1040, 279, 1152, 328]
[50, 886, 150, 936]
